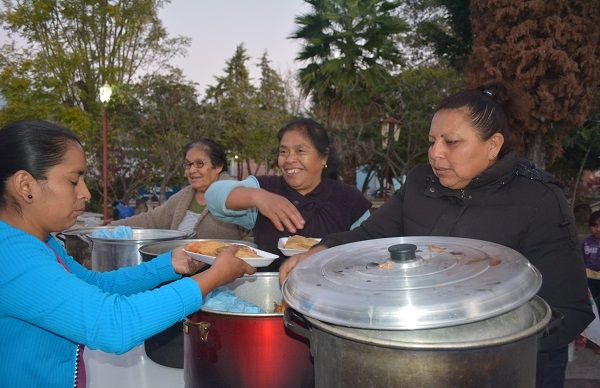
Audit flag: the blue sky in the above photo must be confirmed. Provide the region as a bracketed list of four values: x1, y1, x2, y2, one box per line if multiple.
[159, 1, 309, 95]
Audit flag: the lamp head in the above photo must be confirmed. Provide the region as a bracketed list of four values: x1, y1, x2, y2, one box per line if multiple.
[99, 83, 113, 104]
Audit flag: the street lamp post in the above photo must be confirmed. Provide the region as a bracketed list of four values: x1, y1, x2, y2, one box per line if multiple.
[99, 83, 113, 224]
[381, 117, 399, 201]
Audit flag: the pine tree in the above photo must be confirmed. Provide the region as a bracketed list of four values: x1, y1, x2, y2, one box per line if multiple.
[469, 0, 600, 168]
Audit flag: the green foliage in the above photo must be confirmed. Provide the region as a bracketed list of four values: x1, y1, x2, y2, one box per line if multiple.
[0, 44, 92, 133]
[204, 44, 256, 162]
[204, 45, 290, 178]
[253, 52, 292, 173]
[108, 70, 204, 202]
[357, 66, 464, 186]
[292, 0, 410, 182]
[410, 0, 471, 69]
[294, 0, 408, 108]
[0, 0, 189, 207]
[551, 88, 600, 204]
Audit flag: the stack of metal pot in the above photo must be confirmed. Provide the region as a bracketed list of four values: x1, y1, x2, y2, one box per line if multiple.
[183, 272, 314, 388]
[138, 239, 262, 370]
[282, 236, 552, 388]
[81, 228, 189, 271]
[56, 226, 136, 269]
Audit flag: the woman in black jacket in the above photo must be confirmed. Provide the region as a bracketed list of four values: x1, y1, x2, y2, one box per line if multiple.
[280, 83, 593, 388]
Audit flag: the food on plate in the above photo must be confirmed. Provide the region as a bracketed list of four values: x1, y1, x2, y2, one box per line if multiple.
[587, 268, 600, 280]
[284, 235, 320, 250]
[185, 240, 261, 258]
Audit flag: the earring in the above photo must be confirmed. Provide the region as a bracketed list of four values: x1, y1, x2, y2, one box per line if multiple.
[27, 194, 33, 199]
[323, 164, 328, 169]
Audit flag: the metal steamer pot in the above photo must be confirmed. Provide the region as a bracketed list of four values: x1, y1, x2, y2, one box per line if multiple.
[81, 228, 190, 271]
[184, 273, 314, 388]
[57, 226, 140, 269]
[282, 237, 554, 388]
[137, 239, 258, 369]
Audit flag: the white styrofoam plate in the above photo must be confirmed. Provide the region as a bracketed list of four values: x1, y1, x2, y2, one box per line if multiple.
[278, 237, 321, 256]
[184, 245, 278, 267]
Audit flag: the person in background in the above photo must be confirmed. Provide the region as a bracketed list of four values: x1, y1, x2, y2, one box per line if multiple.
[582, 210, 600, 302]
[575, 210, 600, 354]
[205, 117, 372, 270]
[0, 120, 256, 387]
[280, 84, 593, 388]
[112, 199, 134, 220]
[112, 139, 249, 241]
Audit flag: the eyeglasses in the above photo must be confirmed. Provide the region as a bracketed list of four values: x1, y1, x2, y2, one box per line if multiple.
[183, 160, 208, 169]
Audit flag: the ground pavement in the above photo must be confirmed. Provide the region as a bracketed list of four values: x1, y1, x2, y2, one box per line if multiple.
[565, 343, 600, 387]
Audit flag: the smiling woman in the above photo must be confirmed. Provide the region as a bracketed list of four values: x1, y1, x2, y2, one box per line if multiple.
[111, 139, 249, 241]
[205, 117, 372, 270]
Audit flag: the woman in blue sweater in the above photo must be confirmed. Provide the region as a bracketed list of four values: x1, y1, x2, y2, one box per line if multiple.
[0, 120, 256, 388]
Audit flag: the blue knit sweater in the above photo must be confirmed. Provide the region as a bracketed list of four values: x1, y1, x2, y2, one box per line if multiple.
[0, 221, 202, 387]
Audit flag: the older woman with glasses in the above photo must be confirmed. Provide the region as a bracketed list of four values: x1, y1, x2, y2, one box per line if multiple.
[112, 139, 249, 241]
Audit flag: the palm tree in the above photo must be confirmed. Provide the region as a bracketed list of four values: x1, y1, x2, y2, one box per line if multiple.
[291, 0, 409, 182]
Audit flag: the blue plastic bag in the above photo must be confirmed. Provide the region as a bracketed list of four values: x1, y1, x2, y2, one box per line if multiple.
[203, 288, 264, 313]
[90, 226, 134, 239]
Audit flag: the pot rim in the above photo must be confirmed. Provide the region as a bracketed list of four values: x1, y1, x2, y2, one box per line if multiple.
[58, 226, 142, 237]
[192, 272, 284, 317]
[300, 296, 551, 350]
[86, 228, 190, 244]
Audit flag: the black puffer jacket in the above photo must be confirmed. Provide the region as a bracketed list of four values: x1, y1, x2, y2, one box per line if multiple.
[322, 152, 593, 351]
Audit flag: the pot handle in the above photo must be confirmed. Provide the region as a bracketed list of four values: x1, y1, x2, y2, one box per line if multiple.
[55, 232, 67, 244]
[183, 318, 211, 343]
[544, 308, 565, 335]
[283, 308, 312, 341]
[77, 233, 93, 247]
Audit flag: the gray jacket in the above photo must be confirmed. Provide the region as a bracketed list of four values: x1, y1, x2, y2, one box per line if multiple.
[112, 175, 250, 241]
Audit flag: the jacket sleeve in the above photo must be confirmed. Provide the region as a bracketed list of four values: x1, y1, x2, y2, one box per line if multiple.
[321, 185, 405, 248]
[1, 235, 202, 355]
[519, 184, 593, 350]
[205, 176, 259, 230]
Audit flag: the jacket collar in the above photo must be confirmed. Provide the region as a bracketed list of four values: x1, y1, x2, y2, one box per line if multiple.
[425, 152, 521, 197]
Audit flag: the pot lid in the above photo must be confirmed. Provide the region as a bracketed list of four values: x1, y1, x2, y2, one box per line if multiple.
[282, 237, 542, 330]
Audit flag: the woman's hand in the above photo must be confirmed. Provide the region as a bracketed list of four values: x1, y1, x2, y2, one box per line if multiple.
[252, 189, 305, 233]
[279, 244, 327, 285]
[192, 245, 257, 297]
[171, 246, 207, 275]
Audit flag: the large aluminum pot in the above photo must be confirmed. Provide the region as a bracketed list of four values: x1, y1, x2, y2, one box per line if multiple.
[184, 273, 314, 388]
[285, 297, 552, 388]
[282, 237, 554, 388]
[83, 228, 190, 271]
[137, 239, 257, 370]
[57, 226, 140, 269]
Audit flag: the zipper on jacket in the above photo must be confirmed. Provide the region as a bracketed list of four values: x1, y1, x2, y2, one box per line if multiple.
[73, 344, 81, 388]
[460, 189, 472, 200]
